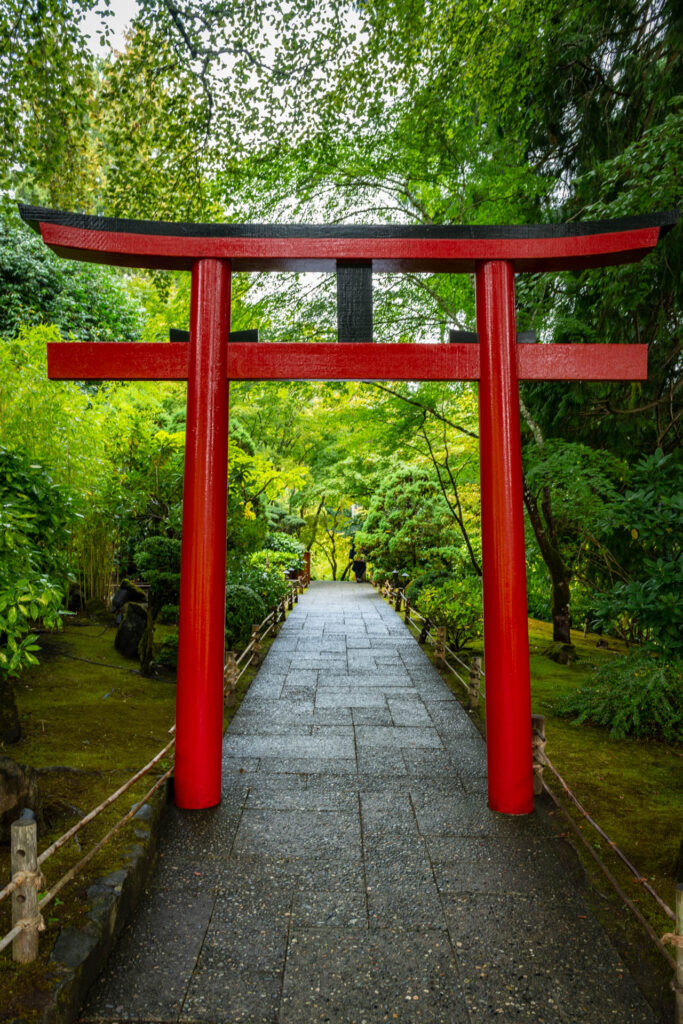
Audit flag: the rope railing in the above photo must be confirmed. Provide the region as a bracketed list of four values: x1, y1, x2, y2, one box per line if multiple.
[2, 572, 308, 964]
[373, 574, 678, 971]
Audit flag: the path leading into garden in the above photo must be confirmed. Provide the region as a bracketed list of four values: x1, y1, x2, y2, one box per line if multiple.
[82, 582, 654, 1024]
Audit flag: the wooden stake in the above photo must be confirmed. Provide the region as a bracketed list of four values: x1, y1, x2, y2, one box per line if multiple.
[531, 714, 547, 796]
[395, 590, 402, 612]
[675, 884, 683, 1024]
[418, 616, 431, 645]
[435, 626, 447, 662]
[468, 656, 482, 711]
[404, 600, 411, 626]
[250, 625, 261, 667]
[11, 817, 43, 963]
[271, 605, 280, 637]
[224, 650, 238, 707]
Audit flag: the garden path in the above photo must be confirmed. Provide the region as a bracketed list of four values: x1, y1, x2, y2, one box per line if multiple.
[81, 581, 655, 1023]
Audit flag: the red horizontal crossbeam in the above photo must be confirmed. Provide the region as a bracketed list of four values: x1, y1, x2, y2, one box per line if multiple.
[20, 206, 676, 274]
[36, 223, 662, 274]
[46, 341, 648, 382]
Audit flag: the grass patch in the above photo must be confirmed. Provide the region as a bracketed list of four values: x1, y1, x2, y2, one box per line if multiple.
[0, 614, 274, 1022]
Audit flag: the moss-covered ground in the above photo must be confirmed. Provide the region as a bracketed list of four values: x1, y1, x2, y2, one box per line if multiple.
[0, 616, 271, 1023]
[394, 599, 680, 1020]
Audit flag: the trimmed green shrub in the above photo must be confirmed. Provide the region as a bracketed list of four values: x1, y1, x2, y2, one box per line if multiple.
[558, 652, 683, 742]
[405, 570, 451, 605]
[251, 547, 303, 575]
[264, 531, 305, 559]
[158, 603, 179, 624]
[227, 557, 289, 610]
[135, 536, 181, 615]
[417, 576, 483, 650]
[225, 584, 266, 649]
[156, 631, 178, 671]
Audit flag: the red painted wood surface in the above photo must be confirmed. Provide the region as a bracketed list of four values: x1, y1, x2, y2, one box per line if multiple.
[476, 259, 534, 815]
[38, 220, 663, 273]
[46, 341, 648, 382]
[174, 259, 231, 810]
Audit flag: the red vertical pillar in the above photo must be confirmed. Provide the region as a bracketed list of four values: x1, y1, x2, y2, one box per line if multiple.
[174, 259, 231, 809]
[476, 259, 533, 815]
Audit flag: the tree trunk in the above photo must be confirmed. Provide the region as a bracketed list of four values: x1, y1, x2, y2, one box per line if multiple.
[0, 677, 21, 743]
[550, 570, 572, 644]
[522, 478, 573, 644]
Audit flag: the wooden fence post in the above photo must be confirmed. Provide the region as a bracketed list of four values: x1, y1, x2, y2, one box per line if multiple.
[271, 605, 280, 637]
[294, 583, 299, 603]
[288, 586, 294, 611]
[224, 650, 238, 708]
[468, 656, 482, 711]
[674, 884, 683, 1024]
[279, 596, 287, 623]
[250, 624, 261, 667]
[395, 589, 402, 612]
[11, 815, 43, 963]
[418, 616, 431, 644]
[435, 625, 447, 662]
[404, 600, 411, 626]
[531, 714, 547, 795]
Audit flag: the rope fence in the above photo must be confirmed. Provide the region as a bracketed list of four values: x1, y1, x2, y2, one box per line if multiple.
[1, 572, 308, 964]
[373, 576, 680, 988]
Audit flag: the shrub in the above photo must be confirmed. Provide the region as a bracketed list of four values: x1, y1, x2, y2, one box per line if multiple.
[252, 547, 303, 575]
[156, 631, 178, 671]
[134, 536, 181, 615]
[558, 652, 683, 742]
[405, 570, 451, 605]
[225, 584, 266, 649]
[157, 603, 179, 625]
[264, 531, 305, 558]
[417, 576, 483, 650]
[227, 556, 289, 610]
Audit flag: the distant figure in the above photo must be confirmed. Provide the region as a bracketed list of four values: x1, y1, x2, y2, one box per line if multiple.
[341, 543, 355, 581]
[352, 552, 367, 583]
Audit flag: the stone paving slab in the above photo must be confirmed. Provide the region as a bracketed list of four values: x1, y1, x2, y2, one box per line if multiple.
[82, 581, 655, 1024]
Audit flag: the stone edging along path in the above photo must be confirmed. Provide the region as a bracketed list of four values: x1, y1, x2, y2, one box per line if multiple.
[81, 581, 656, 1023]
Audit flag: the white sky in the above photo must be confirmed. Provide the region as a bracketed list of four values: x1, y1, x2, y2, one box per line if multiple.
[80, 0, 140, 55]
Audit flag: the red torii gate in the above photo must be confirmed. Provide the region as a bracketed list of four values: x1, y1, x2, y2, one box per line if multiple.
[19, 205, 676, 816]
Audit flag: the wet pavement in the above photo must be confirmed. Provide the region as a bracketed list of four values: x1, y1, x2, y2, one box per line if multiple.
[82, 581, 655, 1023]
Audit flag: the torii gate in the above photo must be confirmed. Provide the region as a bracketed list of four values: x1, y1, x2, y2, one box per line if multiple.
[19, 204, 676, 816]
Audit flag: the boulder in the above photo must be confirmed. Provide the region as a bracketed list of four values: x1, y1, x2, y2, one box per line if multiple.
[111, 580, 147, 615]
[84, 597, 110, 622]
[114, 602, 148, 659]
[543, 642, 578, 666]
[0, 756, 43, 843]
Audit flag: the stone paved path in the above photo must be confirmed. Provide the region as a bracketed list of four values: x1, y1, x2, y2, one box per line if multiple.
[82, 582, 655, 1023]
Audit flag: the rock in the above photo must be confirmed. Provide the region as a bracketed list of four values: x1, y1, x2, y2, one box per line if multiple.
[114, 601, 148, 659]
[84, 597, 110, 622]
[543, 642, 578, 665]
[0, 756, 43, 842]
[111, 579, 147, 614]
[596, 638, 610, 648]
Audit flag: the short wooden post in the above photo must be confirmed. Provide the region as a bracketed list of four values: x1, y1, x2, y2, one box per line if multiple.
[250, 624, 261, 667]
[270, 605, 280, 637]
[674, 884, 683, 1024]
[279, 596, 287, 623]
[531, 714, 547, 796]
[435, 625, 447, 662]
[224, 650, 238, 708]
[418, 616, 431, 645]
[404, 600, 411, 626]
[394, 589, 402, 612]
[293, 583, 299, 604]
[468, 656, 482, 711]
[11, 816, 43, 963]
[288, 587, 294, 611]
